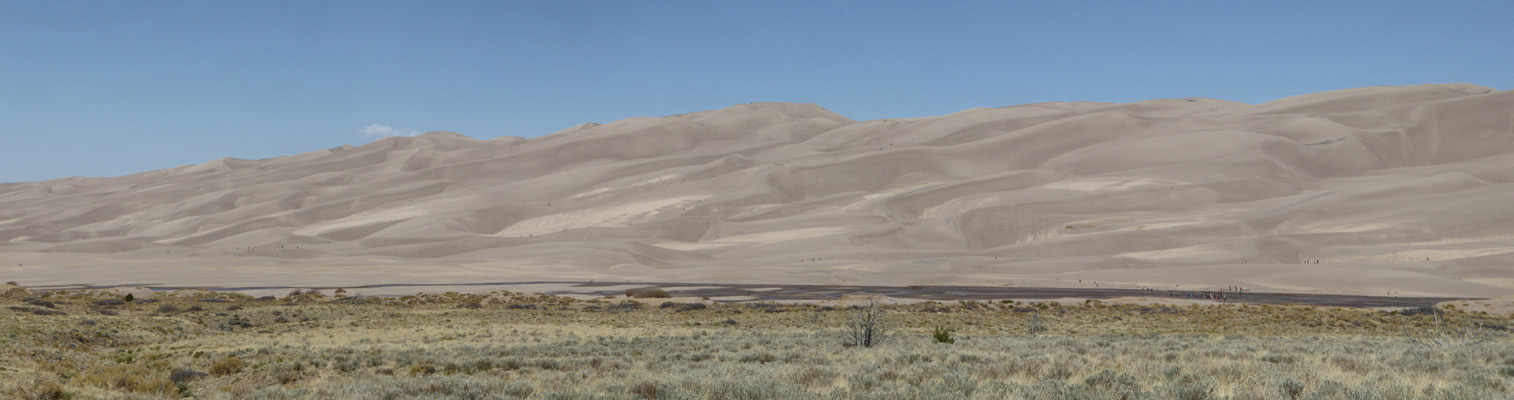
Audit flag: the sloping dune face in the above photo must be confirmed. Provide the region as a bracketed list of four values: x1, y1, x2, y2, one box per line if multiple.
[3, 84, 1514, 296]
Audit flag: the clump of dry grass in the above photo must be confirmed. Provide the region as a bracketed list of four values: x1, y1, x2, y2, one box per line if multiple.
[71, 364, 178, 397]
[209, 356, 245, 375]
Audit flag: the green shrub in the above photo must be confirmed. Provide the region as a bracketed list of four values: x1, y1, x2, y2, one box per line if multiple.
[625, 288, 670, 298]
[933, 326, 955, 344]
[409, 364, 436, 376]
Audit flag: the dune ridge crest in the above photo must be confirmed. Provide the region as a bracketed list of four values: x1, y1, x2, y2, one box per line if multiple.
[4, 85, 1514, 297]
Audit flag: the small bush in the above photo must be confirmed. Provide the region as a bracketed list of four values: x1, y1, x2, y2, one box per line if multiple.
[502, 381, 534, 397]
[626, 288, 671, 298]
[628, 381, 663, 399]
[226, 305, 242, 311]
[610, 302, 643, 311]
[1026, 314, 1047, 335]
[409, 364, 436, 376]
[678, 303, 707, 312]
[1169, 380, 1215, 400]
[271, 363, 307, 384]
[739, 352, 778, 363]
[789, 366, 837, 388]
[209, 356, 245, 375]
[933, 326, 955, 344]
[123, 293, 134, 302]
[169, 368, 207, 385]
[30, 379, 68, 400]
[1400, 306, 1442, 316]
[1084, 369, 1141, 393]
[8, 306, 65, 316]
[1279, 378, 1306, 399]
[156, 304, 180, 314]
[843, 297, 886, 348]
[73, 365, 178, 396]
[1261, 354, 1295, 364]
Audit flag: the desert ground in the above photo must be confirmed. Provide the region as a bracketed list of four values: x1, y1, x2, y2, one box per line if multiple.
[2, 286, 1509, 399]
[4, 84, 1514, 299]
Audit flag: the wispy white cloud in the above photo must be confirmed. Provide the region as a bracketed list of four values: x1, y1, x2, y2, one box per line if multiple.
[361, 124, 421, 137]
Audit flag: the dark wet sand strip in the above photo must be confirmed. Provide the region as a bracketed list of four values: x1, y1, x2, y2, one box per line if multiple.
[29, 281, 1472, 308]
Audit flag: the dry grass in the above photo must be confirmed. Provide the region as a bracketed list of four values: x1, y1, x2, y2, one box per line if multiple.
[1, 290, 1510, 399]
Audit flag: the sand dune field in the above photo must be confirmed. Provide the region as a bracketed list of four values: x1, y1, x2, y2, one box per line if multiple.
[3, 84, 1513, 298]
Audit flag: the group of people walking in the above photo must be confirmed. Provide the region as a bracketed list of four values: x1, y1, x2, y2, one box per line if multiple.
[1169, 286, 1247, 303]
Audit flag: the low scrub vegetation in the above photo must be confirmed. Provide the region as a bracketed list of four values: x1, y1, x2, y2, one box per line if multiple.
[1, 289, 1509, 399]
[625, 288, 670, 298]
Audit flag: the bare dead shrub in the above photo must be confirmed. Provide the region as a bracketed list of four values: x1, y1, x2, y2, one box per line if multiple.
[1402, 312, 1498, 348]
[843, 296, 887, 348]
[1027, 314, 1047, 335]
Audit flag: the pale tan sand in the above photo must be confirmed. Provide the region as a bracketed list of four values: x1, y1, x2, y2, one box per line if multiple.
[3, 85, 1514, 299]
[1440, 296, 1514, 316]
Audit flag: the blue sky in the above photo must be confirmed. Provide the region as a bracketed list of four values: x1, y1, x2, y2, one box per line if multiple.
[2, 1, 1510, 183]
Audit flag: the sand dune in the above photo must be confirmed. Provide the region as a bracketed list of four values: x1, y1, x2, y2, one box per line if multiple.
[3, 84, 1514, 297]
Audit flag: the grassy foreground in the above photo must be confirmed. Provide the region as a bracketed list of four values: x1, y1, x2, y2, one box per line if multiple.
[1, 287, 1511, 400]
